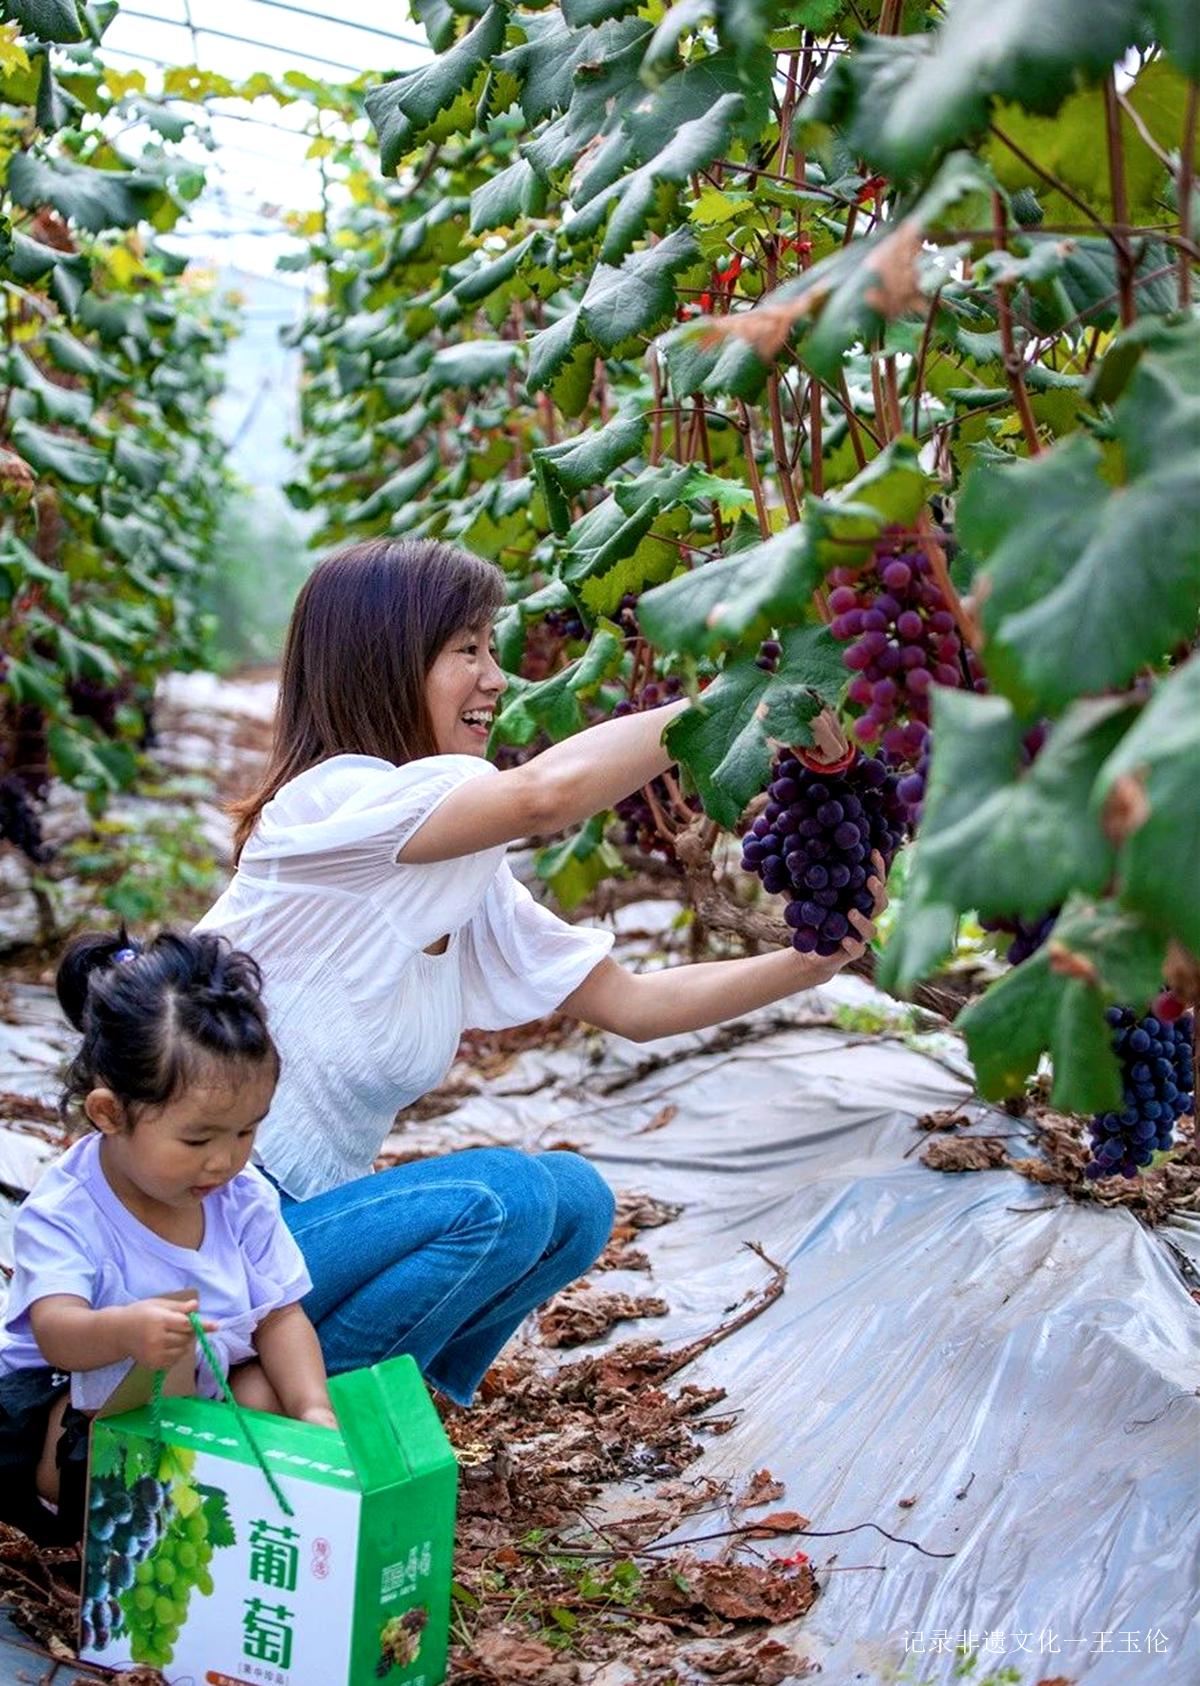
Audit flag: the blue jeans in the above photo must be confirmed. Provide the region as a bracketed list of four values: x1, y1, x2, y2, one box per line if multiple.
[275, 1148, 615, 1406]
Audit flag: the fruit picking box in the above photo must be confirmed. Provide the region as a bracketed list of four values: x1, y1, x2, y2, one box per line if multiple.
[77, 1354, 458, 1685]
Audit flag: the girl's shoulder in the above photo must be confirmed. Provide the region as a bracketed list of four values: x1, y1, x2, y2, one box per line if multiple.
[13, 1134, 102, 1243]
[212, 1161, 286, 1231]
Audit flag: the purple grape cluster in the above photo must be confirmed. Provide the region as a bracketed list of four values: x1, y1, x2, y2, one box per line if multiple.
[68, 676, 125, 738]
[981, 910, 1058, 965]
[616, 592, 640, 637]
[1086, 1006, 1195, 1179]
[828, 546, 984, 766]
[740, 750, 904, 957]
[545, 605, 586, 641]
[755, 637, 782, 673]
[0, 773, 52, 862]
[612, 676, 698, 860]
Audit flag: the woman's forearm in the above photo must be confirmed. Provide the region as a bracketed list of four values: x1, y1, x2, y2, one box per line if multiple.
[562, 948, 842, 1043]
[530, 698, 690, 830]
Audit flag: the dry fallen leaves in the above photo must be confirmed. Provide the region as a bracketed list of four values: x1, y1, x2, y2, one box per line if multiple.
[537, 1285, 669, 1348]
[920, 1135, 1009, 1173]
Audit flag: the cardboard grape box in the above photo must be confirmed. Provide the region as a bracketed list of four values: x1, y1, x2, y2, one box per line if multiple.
[78, 1354, 457, 1685]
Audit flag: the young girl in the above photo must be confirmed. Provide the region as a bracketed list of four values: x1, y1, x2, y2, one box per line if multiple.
[0, 927, 335, 1546]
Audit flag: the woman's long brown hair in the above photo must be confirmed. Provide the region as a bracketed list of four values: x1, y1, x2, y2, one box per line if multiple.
[227, 539, 506, 864]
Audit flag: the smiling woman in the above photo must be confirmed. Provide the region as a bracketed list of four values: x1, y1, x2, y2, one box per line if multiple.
[195, 539, 884, 1404]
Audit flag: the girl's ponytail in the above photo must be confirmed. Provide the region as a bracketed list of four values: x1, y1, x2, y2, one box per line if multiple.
[57, 928, 277, 1130]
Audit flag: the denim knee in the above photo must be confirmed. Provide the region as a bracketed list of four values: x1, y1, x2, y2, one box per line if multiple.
[536, 1150, 616, 1271]
[462, 1147, 559, 1269]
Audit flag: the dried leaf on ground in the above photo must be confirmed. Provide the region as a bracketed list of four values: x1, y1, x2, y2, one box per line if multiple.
[916, 1106, 971, 1132]
[538, 1286, 668, 1348]
[920, 1135, 1008, 1172]
[646, 1550, 818, 1625]
[613, 1191, 684, 1231]
[734, 1468, 785, 1510]
[472, 1629, 578, 1681]
[742, 1510, 809, 1537]
[687, 1635, 815, 1681]
[635, 1104, 678, 1135]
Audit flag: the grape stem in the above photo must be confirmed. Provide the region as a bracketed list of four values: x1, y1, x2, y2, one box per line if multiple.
[917, 509, 981, 654]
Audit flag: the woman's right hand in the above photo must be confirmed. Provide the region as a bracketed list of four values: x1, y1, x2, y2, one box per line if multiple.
[120, 1297, 219, 1369]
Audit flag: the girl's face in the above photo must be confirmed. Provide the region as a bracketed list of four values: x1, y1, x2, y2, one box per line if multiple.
[88, 1059, 277, 1212]
[424, 621, 508, 756]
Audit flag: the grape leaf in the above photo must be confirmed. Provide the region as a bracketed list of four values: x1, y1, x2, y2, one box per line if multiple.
[956, 894, 1165, 1113]
[469, 155, 548, 234]
[962, 319, 1200, 715]
[535, 812, 627, 910]
[366, 3, 509, 174]
[579, 226, 700, 353]
[6, 2, 85, 43]
[567, 95, 744, 264]
[1095, 653, 1200, 955]
[639, 439, 929, 657]
[493, 621, 625, 742]
[802, 0, 1148, 181]
[424, 340, 521, 395]
[532, 412, 647, 534]
[11, 416, 107, 484]
[902, 689, 1135, 921]
[7, 150, 163, 232]
[198, 1484, 237, 1549]
[666, 625, 846, 827]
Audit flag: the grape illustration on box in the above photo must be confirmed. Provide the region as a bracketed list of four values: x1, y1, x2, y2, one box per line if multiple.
[83, 1439, 234, 1665]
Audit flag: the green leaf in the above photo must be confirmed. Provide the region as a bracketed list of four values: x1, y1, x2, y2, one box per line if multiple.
[639, 439, 929, 656]
[7, 150, 162, 232]
[425, 339, 521, 394]
[366, 3, 510, 173]
[114, 435, 168, 491]
[567, 94, 744, 264]
[903, 689, 1134, 922]
[956, 894, 1164, 1112]
[579, 226, 699, 352]
[411, 0, 459, 52]
[6, 2, 85, 42]
[658, 319, 769, 401]
[11, 415, 107, 484]
[5, 342, 91, 426]
[623, 48, 771, 167]
[469, 155, 548, 234]
[198, 1485, 237, 1549]
[493, 621, 625, 742]
[535, 811, 627, 910]
[532, 412, 647, 534]
[527, 305, 586, 396]
[344, 451, 439, 524]
[1095, 654, 1200, 954]
[962, 320, 1200, 715]
[4, 654, 62, 709]
[802, 0, 1147, 181]
[665, 624, 842, 826]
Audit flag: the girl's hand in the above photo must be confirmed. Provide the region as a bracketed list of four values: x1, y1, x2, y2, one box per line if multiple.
[120, 1297, 218, 1370]
[299, 1403, 338, 1430]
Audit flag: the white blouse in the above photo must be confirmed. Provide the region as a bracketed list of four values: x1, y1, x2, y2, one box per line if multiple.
[193, 754, 613, 1200]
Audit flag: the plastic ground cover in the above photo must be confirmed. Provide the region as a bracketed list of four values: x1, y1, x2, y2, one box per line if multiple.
[2, 939, 1198, 1685]
[378, 941, 1200, 1686]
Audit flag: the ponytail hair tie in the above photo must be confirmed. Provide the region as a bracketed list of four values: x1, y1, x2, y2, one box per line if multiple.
[112, 946, 140, 964]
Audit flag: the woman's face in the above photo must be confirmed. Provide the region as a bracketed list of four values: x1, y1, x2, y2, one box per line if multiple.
[425, 622, 508, 755]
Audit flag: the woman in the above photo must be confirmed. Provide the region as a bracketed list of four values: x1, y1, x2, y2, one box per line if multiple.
[195, 539, 883, 1405]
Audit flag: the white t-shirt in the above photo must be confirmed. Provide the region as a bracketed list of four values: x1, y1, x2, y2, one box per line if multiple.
[193, 753, 613, 1200]
[0, 1134, 311, 1411]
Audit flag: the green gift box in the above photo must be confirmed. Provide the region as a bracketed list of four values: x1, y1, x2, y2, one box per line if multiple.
[77, 1355, 458, 1685]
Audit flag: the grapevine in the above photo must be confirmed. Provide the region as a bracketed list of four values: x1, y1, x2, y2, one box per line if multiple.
[612, 677, 700, 862]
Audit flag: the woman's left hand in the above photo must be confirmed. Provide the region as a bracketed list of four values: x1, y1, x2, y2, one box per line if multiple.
[806, 849, 889, 977]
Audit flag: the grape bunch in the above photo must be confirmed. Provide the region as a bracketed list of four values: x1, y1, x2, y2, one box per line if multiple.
[67, 677, 126, 739]
[120, 1497, 214, 1668]
[612, 676, 699, 861]
[980, 910, 1059, 966]
[81, 1472, 172, 1652]
[827, 543, 984, 764]
[376, 1606, 428, 1676]
[616, 592, 640, 637]
[0, 772, 52, 862]
[740, 749, 904, 957]
[544, 605, 586, 641]
[1085, 998, 1195, 1180]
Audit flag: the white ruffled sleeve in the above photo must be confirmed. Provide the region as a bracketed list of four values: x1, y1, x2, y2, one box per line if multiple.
[459, 861, 614, 1030]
